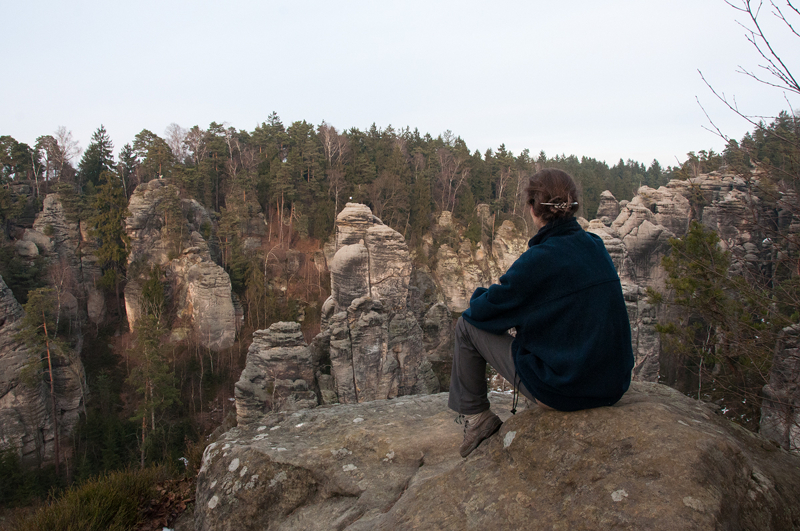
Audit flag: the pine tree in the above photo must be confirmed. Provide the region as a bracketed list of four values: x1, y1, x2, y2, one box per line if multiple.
[127, 267, 178, 467]
[89, 171, 130, 313]
[16, 288, 63, 474]
[126, 313, 178, 468]
[78, 126, 114, 191]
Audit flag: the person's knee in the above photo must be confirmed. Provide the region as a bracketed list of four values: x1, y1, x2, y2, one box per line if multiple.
[455, 316, 468, 338]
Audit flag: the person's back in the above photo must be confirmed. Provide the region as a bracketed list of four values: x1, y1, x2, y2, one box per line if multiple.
[450, 168, 634, 457]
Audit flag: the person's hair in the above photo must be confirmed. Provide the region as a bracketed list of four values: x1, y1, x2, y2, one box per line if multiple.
[526, 168, 580, 223]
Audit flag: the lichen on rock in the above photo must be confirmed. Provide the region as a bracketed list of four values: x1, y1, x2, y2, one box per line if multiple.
[195, 382, 800, 531]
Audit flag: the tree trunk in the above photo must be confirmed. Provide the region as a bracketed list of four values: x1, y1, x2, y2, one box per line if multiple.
[140, 415, 146, 469]
[42, 315, 60, 476]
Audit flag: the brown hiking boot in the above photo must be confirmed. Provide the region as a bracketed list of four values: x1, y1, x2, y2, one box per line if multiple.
[459, 410, 502, 458]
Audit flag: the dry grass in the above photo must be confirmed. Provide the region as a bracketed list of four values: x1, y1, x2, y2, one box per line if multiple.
[12, 467, 167, 531]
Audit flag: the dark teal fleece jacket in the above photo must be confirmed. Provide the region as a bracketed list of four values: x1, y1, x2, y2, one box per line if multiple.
[462, 217, 634, 411]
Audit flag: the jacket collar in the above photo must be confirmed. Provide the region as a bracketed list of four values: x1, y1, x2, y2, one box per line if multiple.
[528, 217, 581, 247]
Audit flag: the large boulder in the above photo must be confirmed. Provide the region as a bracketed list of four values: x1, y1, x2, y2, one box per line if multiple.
[195, 382, 800, 530]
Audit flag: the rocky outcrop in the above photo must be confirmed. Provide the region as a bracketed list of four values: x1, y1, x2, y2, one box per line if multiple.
[195, 382, 800, 531]
[423, 211, 529, 313]
[124, 180, 236, 351]
[760, 324, 800, 454]
[235, 322, 317, 424]
[0, 275, 48, 463]
[587, 173, 770, 384]
[318, 204, 438, 404]
[0, 193, 91, 466]
[596, 190, 620, 225]
[0, 275, 84, 466]
[25, 193, 106, 325]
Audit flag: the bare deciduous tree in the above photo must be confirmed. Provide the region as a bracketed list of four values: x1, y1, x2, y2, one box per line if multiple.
[53, 126, 81, 182]
[164, 123, 189, 163]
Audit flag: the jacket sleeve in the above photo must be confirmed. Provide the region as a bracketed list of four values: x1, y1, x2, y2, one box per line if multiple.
[462, 250, 538, 335]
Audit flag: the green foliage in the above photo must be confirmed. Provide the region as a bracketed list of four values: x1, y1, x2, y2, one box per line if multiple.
[0, 135, 35, 181]
[89, 171, 130, 297]
[0, 246, 47, 303]
[16, 287, 59, 353]
[0, 183, 27, 231]
[78, 126, 114, 191]
[127, 313, 180, 463]
[140, 266, 166, 318]
[655, 222, 788, 429]
[0, 449, 62, 507]
[13, 467, 165, 531]
[133, 129, 175, 183]
[199, 220, 212, 240]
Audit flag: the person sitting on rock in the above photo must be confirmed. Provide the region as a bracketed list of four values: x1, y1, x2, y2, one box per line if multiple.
[449, 168, 634, 458]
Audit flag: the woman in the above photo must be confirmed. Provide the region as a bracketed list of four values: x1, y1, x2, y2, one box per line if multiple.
[449, 168, 634, 458]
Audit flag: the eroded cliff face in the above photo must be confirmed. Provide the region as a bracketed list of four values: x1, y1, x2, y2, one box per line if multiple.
[196, 382, 800, 531]
[0, 275, 83, 466]
[320, 204, 438, 403]
[0, 192, 90, 465]
[420, 211, 529, 313]
[27, 193, 106, 326]
[124, 179, 237, 351]
[587, 173, 769, 383]
[235, 322, 318, 424]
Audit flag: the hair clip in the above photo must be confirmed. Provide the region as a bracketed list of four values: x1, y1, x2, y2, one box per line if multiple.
[540, 201, 578, 211]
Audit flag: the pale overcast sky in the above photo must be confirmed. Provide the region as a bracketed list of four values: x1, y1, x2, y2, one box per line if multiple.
[2, 0, 797, 168]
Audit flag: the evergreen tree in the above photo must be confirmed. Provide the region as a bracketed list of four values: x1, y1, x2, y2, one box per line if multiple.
[78, 126, 114, 191]
[16, 288, 63, 474]
[117, 143, 138, 197]
[132, 129, 174, 183]
[126, 312, 178, 468]
[653, 222, 789, 430]
[89, 171, 130, 313]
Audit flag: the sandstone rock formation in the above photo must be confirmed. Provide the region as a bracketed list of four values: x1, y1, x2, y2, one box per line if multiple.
[124, 180, 236, 351]
[0, 192, 92, 465]
[316, 204, 438, 404]
[25, 193, 106, 325]
[0, 275, 84, 465]
[235, 322, 317, 425]
[423, 210, 529, 313]
[596, 190, 620, 225]
[587, 173, 770, 383]
[760, 324, 800, 454]
[195, 382, 800, 531]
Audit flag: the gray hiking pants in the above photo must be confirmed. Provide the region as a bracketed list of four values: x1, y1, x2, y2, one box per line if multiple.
[448, 316, 537, 415]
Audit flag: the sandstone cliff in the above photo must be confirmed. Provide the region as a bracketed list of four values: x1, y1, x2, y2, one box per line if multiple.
[0, 192, 91, 465]
[318, 204, 438, 404]
[586, 173, 768, 383]
[25, 193, 106, 326]
[195, 382, 800, 530]
[420, 210, 529, 313]
[124, 179, 237, 351]
[0, 274, 84, 465]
